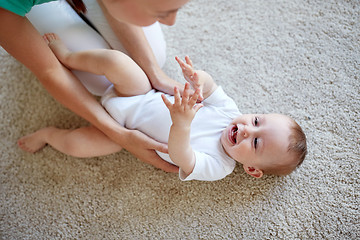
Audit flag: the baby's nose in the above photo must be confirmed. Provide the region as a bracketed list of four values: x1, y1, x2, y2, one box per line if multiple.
[241, 125, 255, 138]
[243, 128, 249, 138]
[238, 125, 249, 138]
[243, 131, 248, 138]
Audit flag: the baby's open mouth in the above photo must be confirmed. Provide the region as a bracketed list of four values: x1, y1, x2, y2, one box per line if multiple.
[230, 125, 238, 144]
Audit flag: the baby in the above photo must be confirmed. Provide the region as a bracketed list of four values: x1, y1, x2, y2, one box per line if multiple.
[18, 33, 307, 181]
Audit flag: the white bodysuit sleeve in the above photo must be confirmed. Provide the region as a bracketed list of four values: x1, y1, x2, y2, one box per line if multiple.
[180, 151, 235, 181]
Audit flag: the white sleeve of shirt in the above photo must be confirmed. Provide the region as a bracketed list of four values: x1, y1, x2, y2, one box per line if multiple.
[204, 86, 239, 110]
[179, 151, 235, 181]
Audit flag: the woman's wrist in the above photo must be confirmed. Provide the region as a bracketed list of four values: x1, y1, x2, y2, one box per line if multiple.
[95, 115, 129, 144]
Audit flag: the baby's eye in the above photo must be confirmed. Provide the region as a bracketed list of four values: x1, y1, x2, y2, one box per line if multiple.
[254, 117, 259, 126]
[254, 138, 258, 149]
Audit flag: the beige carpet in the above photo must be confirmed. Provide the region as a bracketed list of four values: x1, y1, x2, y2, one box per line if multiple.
[1, 0, 359, 239]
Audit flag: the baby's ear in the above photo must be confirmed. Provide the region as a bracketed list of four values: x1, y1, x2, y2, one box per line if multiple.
[243, 165, 263, 178]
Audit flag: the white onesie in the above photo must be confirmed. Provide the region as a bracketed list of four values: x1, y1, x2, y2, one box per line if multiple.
[101, 86, 241, 181]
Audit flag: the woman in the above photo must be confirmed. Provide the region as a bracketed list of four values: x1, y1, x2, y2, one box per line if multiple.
[0, 0, 189, 172]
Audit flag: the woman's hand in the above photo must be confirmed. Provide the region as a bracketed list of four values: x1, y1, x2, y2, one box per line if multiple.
[146, 65, 184, 96]
[121, 129, 179, 173]
[96, 11, 184, 96]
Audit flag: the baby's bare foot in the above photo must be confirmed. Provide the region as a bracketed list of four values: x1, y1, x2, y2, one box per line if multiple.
[17, 127, 53, 153]
[43, 33, 70, 62]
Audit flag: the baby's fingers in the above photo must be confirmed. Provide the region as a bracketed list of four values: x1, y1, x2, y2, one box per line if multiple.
[181, 83, 191, 106]
[191, 72, 200, 84]
[161, 94, 173, 110]
[193, 103, 204, 113]
[185, 56, 193, 67]
[182, 82, 191, 97]
[176, 56, 194, 75]
[188, 72, 201, 89]
[189, 88, 203, 112]
[188, 88, 200, 106]
[173, 86, 182, 106]
[175, 56, 186, 69]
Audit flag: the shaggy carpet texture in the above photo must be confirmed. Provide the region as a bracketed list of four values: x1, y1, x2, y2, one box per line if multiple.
[1, 0, 359, 239]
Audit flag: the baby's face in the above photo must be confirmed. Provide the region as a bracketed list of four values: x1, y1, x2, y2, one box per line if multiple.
[220, 114, 292, 171]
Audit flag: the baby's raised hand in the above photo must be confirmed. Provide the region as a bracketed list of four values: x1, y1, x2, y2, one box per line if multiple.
[162, 83, 203, 127]
[175, 56, 204, 102]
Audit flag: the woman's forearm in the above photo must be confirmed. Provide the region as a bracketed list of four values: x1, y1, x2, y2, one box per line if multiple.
[0, 10, 127, 146]
[106, 21, 184, 94]
[41, 66, 128, 141]
[98, 1, 157, 73]
[97, 2, 183, 94]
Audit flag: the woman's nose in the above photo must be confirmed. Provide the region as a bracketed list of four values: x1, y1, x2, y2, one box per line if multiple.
[159, 12, 177, 26]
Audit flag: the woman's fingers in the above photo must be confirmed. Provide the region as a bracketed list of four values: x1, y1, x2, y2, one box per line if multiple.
[126, 129, 178, 173]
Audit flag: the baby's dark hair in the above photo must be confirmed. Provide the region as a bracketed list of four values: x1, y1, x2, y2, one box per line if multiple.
[66, 0, 87, 13]
[263, 117, 307, 176]
[287, 119, 307, 169]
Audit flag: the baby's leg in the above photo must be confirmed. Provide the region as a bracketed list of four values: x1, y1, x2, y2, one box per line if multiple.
[18, 126, 122, 158]
[43, 33, 152, 96]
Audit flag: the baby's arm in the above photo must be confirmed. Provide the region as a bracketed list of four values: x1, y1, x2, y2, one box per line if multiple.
[175, 56, 218, 100]
[161, 83, 203, 175]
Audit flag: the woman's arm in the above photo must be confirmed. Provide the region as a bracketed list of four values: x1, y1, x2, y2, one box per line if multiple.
[97, 1, 183, 95]
[0, 8, 178, 173]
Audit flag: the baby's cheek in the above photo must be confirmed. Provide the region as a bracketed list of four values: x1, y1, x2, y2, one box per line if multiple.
[236, 143, 252, 157]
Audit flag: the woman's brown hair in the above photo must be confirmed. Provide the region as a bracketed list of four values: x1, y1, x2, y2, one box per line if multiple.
[66, 0, 87, 14]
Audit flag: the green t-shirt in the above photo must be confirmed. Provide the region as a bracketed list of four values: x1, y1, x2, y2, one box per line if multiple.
[0, 0, 57, 16]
